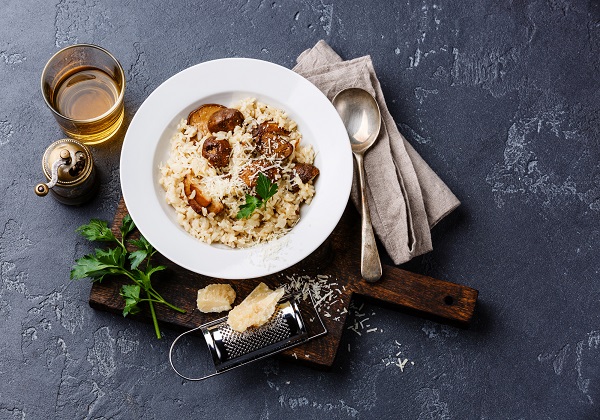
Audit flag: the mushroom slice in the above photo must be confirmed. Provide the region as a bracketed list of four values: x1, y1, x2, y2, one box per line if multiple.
[202, 136, 232, 168]
[188, 104, 226, 137]
[252, 122, 289, 138]
[184, 174, 211, 207]
[252, 122, 293, 159]
[239, 159, 281, 188]
[207, 200, 224, 215]
[258, 132, 294, 159]
[183, 174, 224, 215]
[207, 108, 245, 133]
[290, 163, 320, 192]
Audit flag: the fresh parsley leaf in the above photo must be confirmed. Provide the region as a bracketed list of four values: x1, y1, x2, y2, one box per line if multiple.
[76, 219, 117, 243]
[236, 173, 278, 219]
[70, 254, 107, 280]
[95, 247, 126, 268]
[120, 214, 135, 240]
[236, 194, 262, 219]
[121, 284, 141, 317]
[70, 252, 124, 281]
[121, 284, 140, 300]
[146, 264, 167, 277]
[128, 236, 155, 269]
[129, 235, 153, 254]
[128, 250, 147, 270]
[256, 172, 278, 203]
[122, 300, 141, 317]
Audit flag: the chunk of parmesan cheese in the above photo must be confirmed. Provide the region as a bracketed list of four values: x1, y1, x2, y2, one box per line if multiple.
[227, 282, 284, 332]
[196, 284, 236, 313]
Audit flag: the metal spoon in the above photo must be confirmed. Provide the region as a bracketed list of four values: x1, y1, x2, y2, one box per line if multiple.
[332, 88, 382, 283]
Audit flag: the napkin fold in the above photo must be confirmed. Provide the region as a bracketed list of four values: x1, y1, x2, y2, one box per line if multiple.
[293, 40, 460, 265]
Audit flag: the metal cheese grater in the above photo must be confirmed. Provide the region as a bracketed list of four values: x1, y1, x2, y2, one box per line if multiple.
[169, 294, 326, 381]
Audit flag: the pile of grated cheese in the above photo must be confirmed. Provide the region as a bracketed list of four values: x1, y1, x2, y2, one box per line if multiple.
[283, 273, 346, 321]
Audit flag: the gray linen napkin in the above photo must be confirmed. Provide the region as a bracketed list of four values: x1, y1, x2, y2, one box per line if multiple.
[293, 40, 460, 265]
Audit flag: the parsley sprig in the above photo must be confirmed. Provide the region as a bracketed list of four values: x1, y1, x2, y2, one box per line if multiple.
[236, 172, 278, 219]
[70, 216, 185, 339]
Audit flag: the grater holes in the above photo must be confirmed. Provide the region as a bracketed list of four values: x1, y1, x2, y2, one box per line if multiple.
[220, 308, 292, 361]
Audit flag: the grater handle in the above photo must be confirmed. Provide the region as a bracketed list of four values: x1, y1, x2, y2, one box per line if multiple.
[168, 325, 219, 381]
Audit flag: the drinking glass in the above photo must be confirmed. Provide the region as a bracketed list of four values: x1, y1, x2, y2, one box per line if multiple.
[41, 44, 125, 145]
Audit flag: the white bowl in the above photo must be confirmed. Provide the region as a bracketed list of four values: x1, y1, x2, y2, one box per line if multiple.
[120, 58, 353, 279]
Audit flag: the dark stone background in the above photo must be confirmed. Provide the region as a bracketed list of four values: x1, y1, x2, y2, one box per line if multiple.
[1, 1, 598, 418]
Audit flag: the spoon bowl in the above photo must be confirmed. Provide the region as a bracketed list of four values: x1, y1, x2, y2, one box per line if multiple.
[332, 88, 383, 283]
[333, 88, 382, 154]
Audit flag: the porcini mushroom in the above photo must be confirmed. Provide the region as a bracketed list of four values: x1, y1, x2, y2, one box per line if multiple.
[252, 122, 294, 159]
[188, 104, 226, 137]
[202, 136, 232, 168]
[183, 174, 224, 215]
[207, 108, 245, 133]
[290, 163, 320, 192]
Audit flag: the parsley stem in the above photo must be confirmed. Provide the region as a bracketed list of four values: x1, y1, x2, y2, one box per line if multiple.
[114, 237, 127, 253]
[146, 292, 161, 339]
[158, 299, 186, 313]
[136, 297, 185, 313]
[146, 289, 186, 313]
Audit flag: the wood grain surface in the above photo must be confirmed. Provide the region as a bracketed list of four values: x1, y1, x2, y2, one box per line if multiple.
[89, 198, 478, 368]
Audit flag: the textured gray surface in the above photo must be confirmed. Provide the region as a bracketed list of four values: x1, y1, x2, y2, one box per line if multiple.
[1, 0, 599, 419]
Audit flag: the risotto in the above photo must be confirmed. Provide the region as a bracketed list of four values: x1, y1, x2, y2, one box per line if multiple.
[159, 98, 319, 248]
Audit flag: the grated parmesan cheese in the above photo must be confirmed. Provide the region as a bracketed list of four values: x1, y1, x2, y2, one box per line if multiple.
[381, 341, 415, 373]
[283, 273, 344, 320]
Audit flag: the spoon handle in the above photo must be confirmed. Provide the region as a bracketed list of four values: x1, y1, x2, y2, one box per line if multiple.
[354, 152, 382, 282]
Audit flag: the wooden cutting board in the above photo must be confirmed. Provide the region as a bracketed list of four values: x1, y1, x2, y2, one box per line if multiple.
[89, 199, 478, 368]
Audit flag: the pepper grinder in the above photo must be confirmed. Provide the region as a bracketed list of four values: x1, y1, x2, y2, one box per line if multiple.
[34, 138, 98, 205]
